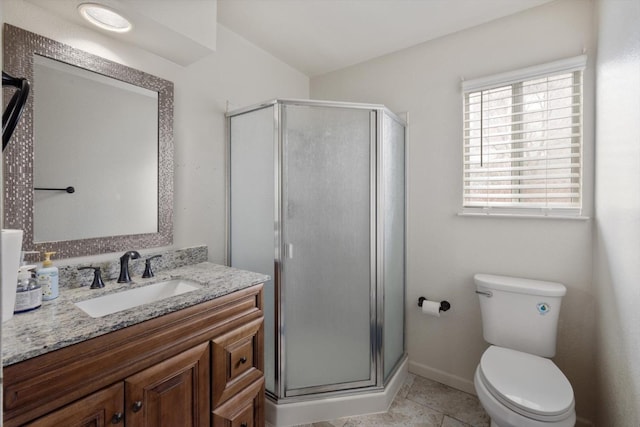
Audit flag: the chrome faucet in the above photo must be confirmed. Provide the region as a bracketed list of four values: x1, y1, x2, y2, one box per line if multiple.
[118, 250, 141, 283]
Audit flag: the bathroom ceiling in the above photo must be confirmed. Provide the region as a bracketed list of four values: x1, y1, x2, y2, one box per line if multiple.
[217, 0, 556, 77]
[24, 0, 217, 65]
[24, 0, 555, 73]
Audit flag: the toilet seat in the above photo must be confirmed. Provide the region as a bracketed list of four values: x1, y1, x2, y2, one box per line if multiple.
[478, 346, 574, 422]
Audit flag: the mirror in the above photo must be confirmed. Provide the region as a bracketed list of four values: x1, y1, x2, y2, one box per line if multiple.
[2, 24, 173, 259]
[33, 54, 159, 242]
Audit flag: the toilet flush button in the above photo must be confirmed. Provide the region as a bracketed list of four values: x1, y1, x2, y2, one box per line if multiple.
[537, 303, 550, 315]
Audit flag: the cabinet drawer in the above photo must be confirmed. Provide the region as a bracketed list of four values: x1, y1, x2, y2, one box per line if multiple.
[212, 378, 264, 427]
[211, 317, 264, 407]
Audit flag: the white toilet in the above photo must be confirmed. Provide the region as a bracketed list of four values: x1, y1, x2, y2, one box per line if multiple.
[473, 274, 576, 427]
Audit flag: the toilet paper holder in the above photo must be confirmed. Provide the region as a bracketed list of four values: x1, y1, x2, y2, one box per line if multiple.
[418, 297, 451, 312]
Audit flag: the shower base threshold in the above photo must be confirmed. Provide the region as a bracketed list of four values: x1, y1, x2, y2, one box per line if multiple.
[265, 357, 408, 426]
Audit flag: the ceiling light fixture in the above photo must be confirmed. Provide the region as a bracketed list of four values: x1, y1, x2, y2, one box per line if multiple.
[78, 3, 132, 33]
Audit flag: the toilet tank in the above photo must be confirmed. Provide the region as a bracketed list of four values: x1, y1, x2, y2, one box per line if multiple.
[474, 274, 566, 358]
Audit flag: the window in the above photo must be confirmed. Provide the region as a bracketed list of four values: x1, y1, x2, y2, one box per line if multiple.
[462, 56, 586, 217]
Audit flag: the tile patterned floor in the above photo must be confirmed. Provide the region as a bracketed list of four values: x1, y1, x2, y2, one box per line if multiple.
[268, 374, 491, 427]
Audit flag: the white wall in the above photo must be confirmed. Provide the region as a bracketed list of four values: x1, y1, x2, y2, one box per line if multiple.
[594, 0, 640, 425]
[171, 24, 309, 263]
[311, 0, 596, 423]
[3, 0, 309, 264]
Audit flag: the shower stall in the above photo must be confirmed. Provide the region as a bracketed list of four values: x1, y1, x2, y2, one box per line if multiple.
[227, 99, 406, 421]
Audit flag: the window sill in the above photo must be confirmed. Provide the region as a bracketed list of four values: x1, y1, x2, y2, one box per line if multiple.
[457, 212, 590, 221]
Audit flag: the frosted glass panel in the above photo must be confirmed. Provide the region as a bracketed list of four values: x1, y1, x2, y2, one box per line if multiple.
[282, 105, 373, 391]
[229, 106, 277, 393]
[382, 113, 406, 381]
[229, 100, 407, 399]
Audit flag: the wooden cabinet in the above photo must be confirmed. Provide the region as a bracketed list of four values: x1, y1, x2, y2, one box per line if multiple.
[3, 284, 264, 427]
[125, 342, 210, 427]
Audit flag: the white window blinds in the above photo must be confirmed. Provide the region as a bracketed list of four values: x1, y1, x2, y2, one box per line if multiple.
[462, 55, 586, 216]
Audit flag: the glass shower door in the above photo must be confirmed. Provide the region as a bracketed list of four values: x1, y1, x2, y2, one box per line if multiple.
[281, 104, 375, 396]
[229, 106, 277, 394]
[381, 112, 406, 381]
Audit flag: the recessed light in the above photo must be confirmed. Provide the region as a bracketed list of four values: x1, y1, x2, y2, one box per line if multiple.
[78, 3, 132, 33]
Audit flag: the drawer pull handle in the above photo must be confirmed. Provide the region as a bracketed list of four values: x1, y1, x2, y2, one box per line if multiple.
[132, 401, 143, 413]
[111, 412, 123, 424]
[240, 357, 248, 364]
[240, 423, 248, 427]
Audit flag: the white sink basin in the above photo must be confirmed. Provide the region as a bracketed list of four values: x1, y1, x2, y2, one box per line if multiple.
[75, 279, 202, 318]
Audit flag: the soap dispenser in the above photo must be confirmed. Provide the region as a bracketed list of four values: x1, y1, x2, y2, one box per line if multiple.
[37, 251, 59, 301]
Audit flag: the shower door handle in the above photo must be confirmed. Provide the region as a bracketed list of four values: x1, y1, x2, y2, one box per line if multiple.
[285, 243, 294, 259]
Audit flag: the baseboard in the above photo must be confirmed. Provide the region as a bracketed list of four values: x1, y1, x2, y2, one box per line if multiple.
[408, 360, 595, 427]
[575, 416, 594, 427]
[408, 359, 476, 395]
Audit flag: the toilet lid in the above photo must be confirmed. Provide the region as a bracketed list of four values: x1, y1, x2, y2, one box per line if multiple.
[479, 346, 574, 418]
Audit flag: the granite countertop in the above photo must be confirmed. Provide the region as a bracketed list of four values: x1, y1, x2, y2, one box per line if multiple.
[2, 262, 269, 367]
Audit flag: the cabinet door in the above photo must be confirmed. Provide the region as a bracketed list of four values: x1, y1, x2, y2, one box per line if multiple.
[211, 317, 264, 407]
[125, 342, 210, 427]
[212, 378, 264, 427]
[24, 383, 124, 427]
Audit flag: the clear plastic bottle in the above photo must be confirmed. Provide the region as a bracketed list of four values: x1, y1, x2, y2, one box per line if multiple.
[14, 265, 42, 313]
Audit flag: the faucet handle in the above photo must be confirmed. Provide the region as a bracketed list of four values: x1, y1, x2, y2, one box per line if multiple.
[78, 266, 105, 289]
[142, 255, 162, 278]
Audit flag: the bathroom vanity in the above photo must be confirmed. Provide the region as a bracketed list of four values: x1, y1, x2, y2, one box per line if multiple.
[2, 262, 268, 427]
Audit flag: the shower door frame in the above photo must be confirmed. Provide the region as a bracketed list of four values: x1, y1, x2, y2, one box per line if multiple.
[276, 101, 378, 399]
[226, 99, 407, 403]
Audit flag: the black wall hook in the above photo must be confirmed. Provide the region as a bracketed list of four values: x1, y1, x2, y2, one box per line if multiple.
[418, 296, 451, 312]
